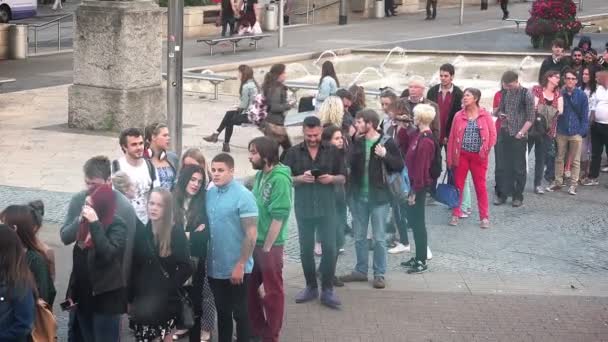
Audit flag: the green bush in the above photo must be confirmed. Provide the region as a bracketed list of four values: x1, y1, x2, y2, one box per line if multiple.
[158, 0, 214, 7]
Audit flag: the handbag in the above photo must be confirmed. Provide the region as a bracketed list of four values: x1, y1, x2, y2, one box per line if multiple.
[143, 237, 195, 330]
[30, 299, 56, 342]
[434, 169, 460, 208]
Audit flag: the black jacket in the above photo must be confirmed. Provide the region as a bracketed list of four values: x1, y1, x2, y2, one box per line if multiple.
[69, 217, 127, 298]
[426, 84, 464, 141]
[538, 56, 570, 84]
[129, 221, 192, 323]
[349, 134, 404, 205]
[183, 198, 209, 259]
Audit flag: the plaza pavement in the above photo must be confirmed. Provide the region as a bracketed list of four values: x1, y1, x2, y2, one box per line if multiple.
[2, 2, 608, 341]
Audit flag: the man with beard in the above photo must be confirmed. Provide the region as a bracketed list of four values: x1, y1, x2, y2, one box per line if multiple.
[283, 116, 346, 307]
[495, 71, 535, 207]
[570, 48, 585, 82]
[247, 137, 293, 341]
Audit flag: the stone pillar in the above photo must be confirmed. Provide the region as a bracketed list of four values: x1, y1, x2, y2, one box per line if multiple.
[68, 0, 165, 131]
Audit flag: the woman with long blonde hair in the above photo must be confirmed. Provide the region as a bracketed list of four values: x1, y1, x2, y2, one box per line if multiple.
[318, 95, 345, 128]
[129, 188, 192, 342]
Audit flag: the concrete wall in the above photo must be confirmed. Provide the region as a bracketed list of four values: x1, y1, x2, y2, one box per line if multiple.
[0, 24, 8, 60]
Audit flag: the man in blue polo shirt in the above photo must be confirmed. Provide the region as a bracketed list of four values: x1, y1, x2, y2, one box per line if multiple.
[206, 153, 258, 342]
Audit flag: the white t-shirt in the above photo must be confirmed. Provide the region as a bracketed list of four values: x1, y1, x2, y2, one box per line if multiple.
[593, 86, 608, 124]
[117, 157, 159, 223]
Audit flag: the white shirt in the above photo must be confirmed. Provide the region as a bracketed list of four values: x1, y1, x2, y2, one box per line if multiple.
[117, 157, 159, 223]
[593, 85, 608, 124]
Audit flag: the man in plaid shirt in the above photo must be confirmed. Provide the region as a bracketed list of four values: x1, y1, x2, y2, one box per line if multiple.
[494, 71, 535, 207]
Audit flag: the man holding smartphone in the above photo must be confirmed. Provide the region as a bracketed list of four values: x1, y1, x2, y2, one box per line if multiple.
[282, 116, 346, 309]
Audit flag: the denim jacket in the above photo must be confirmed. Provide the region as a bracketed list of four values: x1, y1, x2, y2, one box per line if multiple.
[0, 284, 35, 342]
[316, 76, 338, 103]
[558, 88, 589, 137]
[239, 80, 258, 111]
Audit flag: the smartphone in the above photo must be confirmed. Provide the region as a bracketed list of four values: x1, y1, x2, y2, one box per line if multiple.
[60, 300, 77, 311]
[311, 169, 321, 178]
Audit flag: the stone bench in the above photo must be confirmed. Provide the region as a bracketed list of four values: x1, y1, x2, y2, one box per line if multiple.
[0, 77, 15, 86]
[284, 110, 317, 127]
[196, 33, 272, 56]
[162, 72, 236, 100]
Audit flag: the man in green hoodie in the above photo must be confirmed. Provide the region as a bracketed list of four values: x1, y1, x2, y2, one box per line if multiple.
[247, 136, 293, 342]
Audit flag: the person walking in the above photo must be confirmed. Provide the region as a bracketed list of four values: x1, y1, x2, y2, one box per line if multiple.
[529, 71, 563, 194]
[494, 71, 535, 207]
[446, 88, 497, 228]
[547, 68, 590, 195]
[262, 64, 296, 158]
[129, 188, 192, 342]
[584, 70, 608, 186]
[145, 122, 179, 190]
[206, 153, 258, 342]
[283, 116, 346, 307]
[500, 0, 509, 20]
[204, 65, 259, 153]
[247, 136, 293, 341]
[425, 0, 437, 20]
[339, 109, 404, 289]
[67, 184, 128, 342]
[0, 224, 36, 342]
[1, 205, 56, 306]
[400, 104, 437, 274]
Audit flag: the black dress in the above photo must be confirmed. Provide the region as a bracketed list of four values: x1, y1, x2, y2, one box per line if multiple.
[129, 222, 192, 341]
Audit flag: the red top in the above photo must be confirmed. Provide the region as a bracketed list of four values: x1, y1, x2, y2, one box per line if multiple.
[446, 107, 497, 169]
[437, 91, 454, 142]
[405, 129, 436, 193]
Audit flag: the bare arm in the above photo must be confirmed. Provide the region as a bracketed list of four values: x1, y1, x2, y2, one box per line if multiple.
[238, 216, 258, 266]
[262, 219, 284, 251]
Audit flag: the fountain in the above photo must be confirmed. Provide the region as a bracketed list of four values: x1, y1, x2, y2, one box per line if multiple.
[429, 54, 468, 85]
[287, 63, 311, 76]
[518, 56, 537, 71]
[312, 50, 338, 66]
[349, 67, 384, 87]
[379, 47, 406, 71]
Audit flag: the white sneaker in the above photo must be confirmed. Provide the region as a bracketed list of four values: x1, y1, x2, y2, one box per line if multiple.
[388, 243, 410, 254]
[427, 246, 433, 260]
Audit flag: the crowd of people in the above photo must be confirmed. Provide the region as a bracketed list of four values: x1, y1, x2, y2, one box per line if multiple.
[2, 36, 608, 342]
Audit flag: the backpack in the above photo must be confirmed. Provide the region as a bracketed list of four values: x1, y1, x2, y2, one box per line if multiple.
[247, 93, 268, 126]
[379, 136, 411, 203]
[31, 299, 56, 342]
[420, 132, 442, 180]
[112, 158, 157, 192]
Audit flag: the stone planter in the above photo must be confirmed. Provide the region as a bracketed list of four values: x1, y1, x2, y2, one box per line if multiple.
[530, 31, 575, 50]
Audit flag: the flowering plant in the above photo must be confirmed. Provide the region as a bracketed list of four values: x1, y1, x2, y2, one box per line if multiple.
[525, 0, 582, 48]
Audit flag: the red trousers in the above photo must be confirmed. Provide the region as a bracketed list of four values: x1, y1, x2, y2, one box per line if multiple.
[248, 246, 284, 342]
[453, 151, 490, 220]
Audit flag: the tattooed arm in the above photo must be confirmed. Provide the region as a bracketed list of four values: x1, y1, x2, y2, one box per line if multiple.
[231, 216, 258, 285]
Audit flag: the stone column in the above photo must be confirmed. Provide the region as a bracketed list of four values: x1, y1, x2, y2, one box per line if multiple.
[68, 0, 165, 131]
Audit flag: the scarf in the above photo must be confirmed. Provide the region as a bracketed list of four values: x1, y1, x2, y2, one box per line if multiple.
[77, 184, 116, 249]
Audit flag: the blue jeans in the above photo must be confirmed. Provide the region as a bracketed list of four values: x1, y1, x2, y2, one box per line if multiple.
[75, 310, 121, 342]
[352, 198, 389, 277]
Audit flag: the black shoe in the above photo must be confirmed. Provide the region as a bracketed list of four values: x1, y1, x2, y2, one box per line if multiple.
[407, 260, 428, 274]
[502, 11, 509, 20]
[332, 276, 344, 287]
[512, 199, 523, 208]
[424, 16, 432, 20]
[493, 196, 506, 206]
[222, 143, 230, 153]
[401, 257, 417, 268]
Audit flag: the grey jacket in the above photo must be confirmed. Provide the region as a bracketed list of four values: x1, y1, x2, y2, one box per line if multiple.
[265, 84, 292, 125]
[239, 80, 258, 111]
[61, 189, 137, 285]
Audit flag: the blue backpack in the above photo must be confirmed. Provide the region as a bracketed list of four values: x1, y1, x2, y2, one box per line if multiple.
[379, 136, 411, 203]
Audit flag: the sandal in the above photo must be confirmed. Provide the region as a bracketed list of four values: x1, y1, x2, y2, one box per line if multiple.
[448, 216, 459, 226]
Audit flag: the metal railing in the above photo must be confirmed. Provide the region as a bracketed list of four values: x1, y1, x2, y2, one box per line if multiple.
[286, 0, 339, 25]
[28, 13, 73, 54]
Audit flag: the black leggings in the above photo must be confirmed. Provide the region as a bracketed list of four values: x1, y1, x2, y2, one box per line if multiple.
[217, 110, 248, 144]
[589, 122, 608, 179]
[405, 190, 427, 262]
